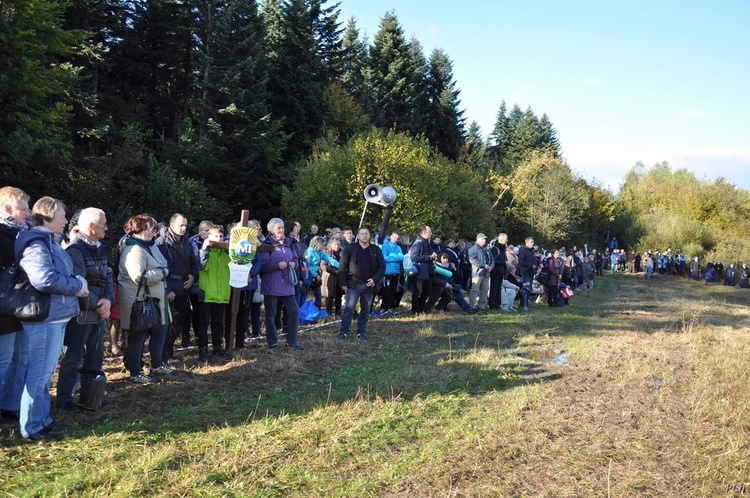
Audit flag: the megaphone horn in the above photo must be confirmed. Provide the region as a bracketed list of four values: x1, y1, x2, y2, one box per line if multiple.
[364, 183, 383, 203]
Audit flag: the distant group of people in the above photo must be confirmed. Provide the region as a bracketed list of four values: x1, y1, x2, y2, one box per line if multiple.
[602, 245, 750, 288]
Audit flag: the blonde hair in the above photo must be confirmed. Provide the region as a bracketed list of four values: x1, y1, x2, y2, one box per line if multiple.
[0, 186, 30, 207]
[31, 196, 66, 226]
[309, 236, 326, 252]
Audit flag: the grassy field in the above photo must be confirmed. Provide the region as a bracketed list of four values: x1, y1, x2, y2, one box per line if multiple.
[2, 273, 750, 497]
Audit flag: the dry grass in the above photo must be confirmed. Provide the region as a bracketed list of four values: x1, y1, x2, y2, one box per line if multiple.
[2, 274, 750, 497]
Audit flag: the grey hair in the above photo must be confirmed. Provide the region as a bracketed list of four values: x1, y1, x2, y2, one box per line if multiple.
[267, 217, 284, 232]
[77, 207, 105, 231]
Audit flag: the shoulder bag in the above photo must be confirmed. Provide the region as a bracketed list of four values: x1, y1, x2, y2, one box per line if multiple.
[129, 270, 161, 333]
[0, 236, 53, 322]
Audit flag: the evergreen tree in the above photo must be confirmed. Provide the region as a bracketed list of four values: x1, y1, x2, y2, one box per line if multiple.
[189, 0, 287, 220]
[368, 12, 415, 133]
[459, 121, 487, 171]
[0, 0, 86, 197]
[425, 48, 465, 160]
[262, 0, 343, 165]
[406, 37, 430, 137]
[488, 102, 560, 173]
[340, 17, 373, 113]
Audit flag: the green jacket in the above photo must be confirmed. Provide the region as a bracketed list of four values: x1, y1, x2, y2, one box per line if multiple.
[198, 248, 231, 304]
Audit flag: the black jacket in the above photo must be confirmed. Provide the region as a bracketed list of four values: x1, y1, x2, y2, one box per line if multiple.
[155, 228, 199, 297]
[338, 242, 385, 288]
[0, 223, 23, 334]
[518, 245, 538, 278]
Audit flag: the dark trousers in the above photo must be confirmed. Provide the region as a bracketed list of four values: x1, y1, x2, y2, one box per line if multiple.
[426, 283, 452, 311]
[488, 270, 505, 309]
[188, 293, 200, 341]
[380, 274, 402, 310]
[197, 302, 226, 352]
[265, 295, 300, 347]
[411, 278, 431, 314]
[546, 283, 559, 307]
[520, 274, 533, 309]
[126, 324, 167, 376]
[164, 294, 191, 359]
[57, 320, 104, 406]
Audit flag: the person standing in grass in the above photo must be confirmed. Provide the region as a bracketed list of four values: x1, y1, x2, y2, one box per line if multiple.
[196, 225, 231, 361]
[337, 226, 385, 342]
[517, 237, 538, 311]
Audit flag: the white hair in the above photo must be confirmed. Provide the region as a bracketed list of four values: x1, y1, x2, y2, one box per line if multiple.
[267, 217, 284, 232]
[77, 207, 105, 232]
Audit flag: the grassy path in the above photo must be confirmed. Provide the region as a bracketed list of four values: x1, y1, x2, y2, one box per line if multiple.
[2, 274, 750, 497]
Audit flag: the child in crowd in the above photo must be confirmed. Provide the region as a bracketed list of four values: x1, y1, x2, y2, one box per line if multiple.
[197, 225, 231, 361]
[305, 236, 339, 309]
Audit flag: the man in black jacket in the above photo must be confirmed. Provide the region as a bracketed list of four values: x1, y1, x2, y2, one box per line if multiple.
[337, 226, 385, 342]
[155, 213, 199, 359]
[517, 237, 539, 311]
[488, 233, 508, 310]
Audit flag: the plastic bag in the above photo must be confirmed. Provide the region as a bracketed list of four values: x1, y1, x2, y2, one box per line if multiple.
[299, 299, 328, 324]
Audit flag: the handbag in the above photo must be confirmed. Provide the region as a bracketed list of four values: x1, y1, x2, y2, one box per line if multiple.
[129, 271, 161, 333]
[560, 286, 574, 299]
[406, 265, 419, 277]
[536, 269, 551, 285]
[0, 264, 51, 322]
[288, 266, 299, 286]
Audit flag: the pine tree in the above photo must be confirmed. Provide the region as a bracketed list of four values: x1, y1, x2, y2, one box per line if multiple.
[0, 0, 86, 198]
[368, 11, 414, 133]
[190, 0, 287, 219]
[340, 17, 372, 112]
[425, 48, 465, 160]
[262, 0, 343, 165]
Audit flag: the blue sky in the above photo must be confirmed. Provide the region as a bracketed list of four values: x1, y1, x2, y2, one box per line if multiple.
[336, 0, 750, 193]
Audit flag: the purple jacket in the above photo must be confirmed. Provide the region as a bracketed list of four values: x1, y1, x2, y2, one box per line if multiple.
[259, 234, 299, 297]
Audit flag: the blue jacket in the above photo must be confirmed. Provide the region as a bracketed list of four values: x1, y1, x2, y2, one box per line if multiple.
[305, 246, 339, 279]
[382, 239, 404, 276]
[259, 234, 299, 297]
[16, 227, 83, 323]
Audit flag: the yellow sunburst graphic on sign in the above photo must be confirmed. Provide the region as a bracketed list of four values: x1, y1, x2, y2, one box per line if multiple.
[229, 227, 258, 264]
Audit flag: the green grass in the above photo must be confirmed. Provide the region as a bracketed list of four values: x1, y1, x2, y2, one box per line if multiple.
[2, 274, 750, 496]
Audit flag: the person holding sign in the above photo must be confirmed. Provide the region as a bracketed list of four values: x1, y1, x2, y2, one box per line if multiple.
[196, 225, 231, 361]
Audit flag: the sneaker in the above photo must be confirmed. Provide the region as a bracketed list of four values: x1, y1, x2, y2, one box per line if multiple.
[287, 343, 305, 350]
[130, 374, 156, 384]
[152, 365, 176, 375]
[336, 333, 346, 340]
[356, 334, 368, 343]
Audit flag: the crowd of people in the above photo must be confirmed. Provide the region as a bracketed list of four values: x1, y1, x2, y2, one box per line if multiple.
[2, 185, 745, 442]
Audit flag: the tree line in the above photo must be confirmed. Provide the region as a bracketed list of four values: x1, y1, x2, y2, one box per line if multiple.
[1, 0, 747, 259]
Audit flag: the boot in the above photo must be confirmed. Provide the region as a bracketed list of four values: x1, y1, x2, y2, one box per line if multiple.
[198, 347, 208, 362]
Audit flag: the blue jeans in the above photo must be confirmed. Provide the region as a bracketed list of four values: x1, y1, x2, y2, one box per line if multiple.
[339, 283, 374, 338]
[18, 320, 69, 437]
[1, 332, 19, 412]
[264, 295, 300, 347]
[126, 324, 167, 376]
[57, 320, 105, 406]
[0, 330, 27, 413]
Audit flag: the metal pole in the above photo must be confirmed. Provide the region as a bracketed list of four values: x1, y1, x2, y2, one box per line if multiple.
[359, 201, 369, 230]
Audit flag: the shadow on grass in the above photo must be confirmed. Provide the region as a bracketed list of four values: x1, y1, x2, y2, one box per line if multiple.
[5, 272, 749, 445]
